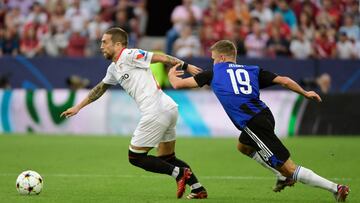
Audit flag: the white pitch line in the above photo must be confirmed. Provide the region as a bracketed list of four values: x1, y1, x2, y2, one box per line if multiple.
[0, 173, 353, 181]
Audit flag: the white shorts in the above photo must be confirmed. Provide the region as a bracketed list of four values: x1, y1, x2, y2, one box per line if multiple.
[131, 107, 178, 147]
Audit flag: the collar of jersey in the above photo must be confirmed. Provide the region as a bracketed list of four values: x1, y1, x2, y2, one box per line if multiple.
[214, 61, 235, 68]
[115, 48, 126, 62]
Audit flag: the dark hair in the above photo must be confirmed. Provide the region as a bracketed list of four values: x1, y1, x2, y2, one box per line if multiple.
[104, 27, 128, 47]
[210, 40, 237, 57]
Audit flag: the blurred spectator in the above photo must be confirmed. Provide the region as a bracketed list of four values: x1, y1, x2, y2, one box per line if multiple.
[266, 13, 292, 41]
[300, 73, 331, 94]
[7, 0, 34, 15]
[275, 0, 297, 30]
[66, 31, 87, 57]
[225, 0, 251, 28]
[0, 0, 358, 62]
[297, 12, 315, 41]
[292, 0, 319, 22]
[315, 0, 341, 28]
[40, 26, 68, 57]
[290, 29, 312, 59]
[165, 0, 202, 55]
[173, 24, 201, 58]
[87, 13, 110, 56]
[0, 28, 19, 56]
[339, 14, 360, 42]
[344, 0, 360, 25]
[313, 25, 337, 58]
[49, 1, 68, 33]
[250, 0, 273, 28]
[65, 0, 90, 34]
[99, 0, 116, 22]
[353, 40, 360, 59]
[245, 18, 268, 58]
[192, 0, 209, 10]
[230, 20, 247, 56]
[132, 0, 148, 36]
[266, 27, 290, 57]
[81, 0, 100, 18]
[115, 0, 135, 20]
[336, 32, 355, 59]
[112, 8, 139, 47]
[113, 9, 131, 34]
[199, 25, 217, 57]
[4, 7, 25, 32]
[66, 75, 90, 90]
[26, 2, 47, 25]
[20, 25, 41, 58]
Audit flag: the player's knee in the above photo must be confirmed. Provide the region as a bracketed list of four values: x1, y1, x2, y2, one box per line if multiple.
[158, 153, 175, 162]
[237, 143, 254, 156]
[128, 150, 147, 167]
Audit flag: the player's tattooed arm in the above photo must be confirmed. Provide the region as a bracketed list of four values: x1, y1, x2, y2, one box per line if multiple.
[151, 53, 183, 66]
[151, 53, 202, 75]
[88, 81, 111, 102]
[60, 81, 112, 118]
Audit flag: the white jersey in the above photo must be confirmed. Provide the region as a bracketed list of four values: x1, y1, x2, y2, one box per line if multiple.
[102, 48, 177, 115]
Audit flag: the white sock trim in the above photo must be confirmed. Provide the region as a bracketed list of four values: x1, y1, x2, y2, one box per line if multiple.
[129, 146, 148, 153]
[295, 166, 338, 193]
[190, 183, 202, 190]
[251, 152, 286, 181]
[171, 167, 179, 179]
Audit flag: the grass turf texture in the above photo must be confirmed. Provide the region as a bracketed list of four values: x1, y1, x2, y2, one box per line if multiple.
[0, 134, 359, 203]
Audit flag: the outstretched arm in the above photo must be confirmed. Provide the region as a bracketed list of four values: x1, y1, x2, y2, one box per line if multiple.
[273, 76, 322, 102]
[168, 64, 200, 89]
[60, 82, 112, 118]
[151, 53, 202, 75]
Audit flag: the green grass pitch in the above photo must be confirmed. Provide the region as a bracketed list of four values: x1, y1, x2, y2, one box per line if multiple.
[0, 134, 359, 203]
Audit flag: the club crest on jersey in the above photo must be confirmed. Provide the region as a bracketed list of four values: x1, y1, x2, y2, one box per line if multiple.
[136, 50, 146, 60]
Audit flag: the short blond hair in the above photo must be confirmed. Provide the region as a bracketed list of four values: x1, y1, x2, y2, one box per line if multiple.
[210, 40, 237, 58]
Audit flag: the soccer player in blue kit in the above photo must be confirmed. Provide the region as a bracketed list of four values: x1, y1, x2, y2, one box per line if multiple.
[168, 40, 350, 202]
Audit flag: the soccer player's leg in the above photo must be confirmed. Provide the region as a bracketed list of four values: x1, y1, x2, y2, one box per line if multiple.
[157, 107, 207, 199]
[237, 138, 289, 191]
[158, 150, 207, 199]
[157, 141, 195, 199]
[128, 146, 175, 174]
[240, 109, 295, 192]
[129, 113, 190, 198]
[278, 159, 350, 202]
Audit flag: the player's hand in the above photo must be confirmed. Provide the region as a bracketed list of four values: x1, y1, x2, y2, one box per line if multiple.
[169, 64, 184, 77]
[186, 64, 202, 76]
[60, 106, 80, 118]
[304, 91, 322, 102]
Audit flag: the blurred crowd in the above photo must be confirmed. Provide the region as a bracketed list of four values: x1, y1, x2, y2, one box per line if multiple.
[0, 0, 147, 57]
[1, 0, 360, 60]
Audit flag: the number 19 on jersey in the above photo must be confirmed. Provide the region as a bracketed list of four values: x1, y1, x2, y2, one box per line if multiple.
[226, 69, 252, 95]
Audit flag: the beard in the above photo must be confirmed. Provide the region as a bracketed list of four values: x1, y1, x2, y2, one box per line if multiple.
[103, 50, 114, 60]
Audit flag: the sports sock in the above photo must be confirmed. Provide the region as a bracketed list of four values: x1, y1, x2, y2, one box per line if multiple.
[159, 153, 202, 188]
[190, 184, 206, 193]
[250, 152, 286, 181]
[293, 166, 337, 193]
[128, 150, 174, 175]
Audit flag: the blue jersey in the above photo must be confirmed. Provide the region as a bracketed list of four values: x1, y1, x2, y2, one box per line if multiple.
[194, 62, 277, 130]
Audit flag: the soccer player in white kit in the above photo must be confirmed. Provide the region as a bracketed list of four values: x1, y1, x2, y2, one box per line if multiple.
[60, 27, 207, 199]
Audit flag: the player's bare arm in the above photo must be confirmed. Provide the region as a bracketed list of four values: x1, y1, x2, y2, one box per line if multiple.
[60, 82, 112, 118]
[151, 53, 202, 75]
[273, 76, 322, 102]
[168, 64, 199, 89]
